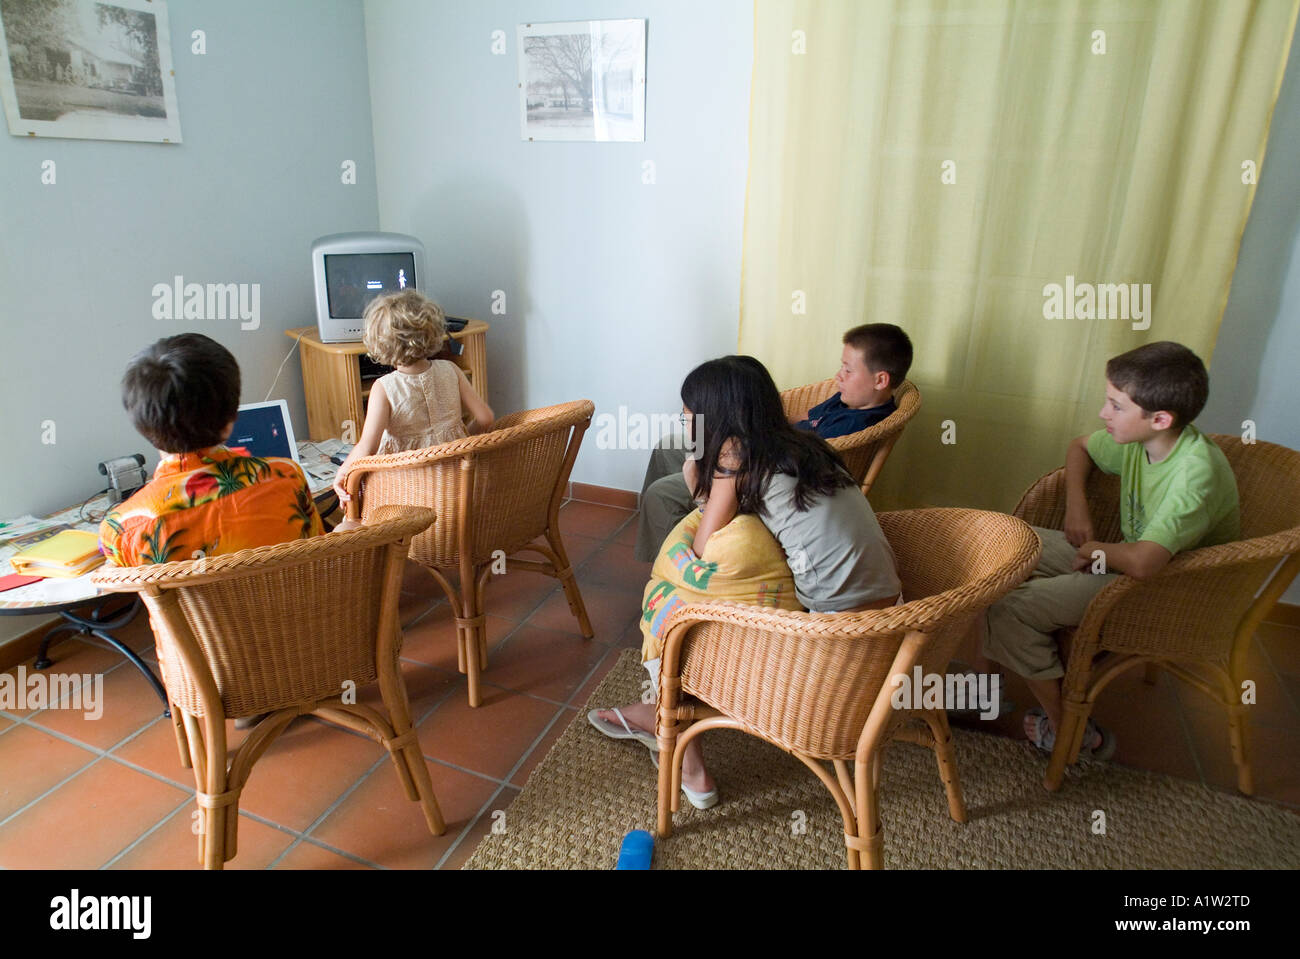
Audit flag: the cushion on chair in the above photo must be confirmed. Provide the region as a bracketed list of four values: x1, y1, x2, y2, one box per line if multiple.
[639, 509, 801, 661]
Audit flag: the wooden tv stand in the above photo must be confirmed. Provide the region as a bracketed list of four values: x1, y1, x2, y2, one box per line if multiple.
[286, 320, 489, 442]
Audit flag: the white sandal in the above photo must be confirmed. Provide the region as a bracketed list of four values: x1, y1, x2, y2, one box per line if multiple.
[648, 746, 719, 809]
[587, 707, 658, 751]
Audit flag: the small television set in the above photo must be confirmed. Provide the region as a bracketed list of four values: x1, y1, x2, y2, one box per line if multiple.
[311, 232, 426, 343]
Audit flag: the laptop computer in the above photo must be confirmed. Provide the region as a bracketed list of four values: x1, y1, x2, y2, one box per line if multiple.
[228, 401, 332, 494]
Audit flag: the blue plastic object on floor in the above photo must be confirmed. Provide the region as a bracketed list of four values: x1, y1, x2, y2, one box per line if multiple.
[616, 829, 654, 869]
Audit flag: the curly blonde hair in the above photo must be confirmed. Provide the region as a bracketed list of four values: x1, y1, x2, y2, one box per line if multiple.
[362, 290, 448, 367]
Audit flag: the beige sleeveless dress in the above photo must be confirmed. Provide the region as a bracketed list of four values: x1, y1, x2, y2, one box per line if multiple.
[375, 360, 467, 454]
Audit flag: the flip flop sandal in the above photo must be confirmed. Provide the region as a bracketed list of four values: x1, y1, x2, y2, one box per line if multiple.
[587, 707, 658, 752]
[1023, 707, 1056, 751]
[1080, 719, 1117, 762]
[1024, 708, 1117, 762]
[647, 749, 719, 809]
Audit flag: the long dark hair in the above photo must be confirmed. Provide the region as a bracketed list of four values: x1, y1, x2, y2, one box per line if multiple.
[681, 356, 853, 514]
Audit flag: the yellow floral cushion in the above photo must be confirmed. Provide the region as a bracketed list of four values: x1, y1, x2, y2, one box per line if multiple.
[640, 509, 800, 661]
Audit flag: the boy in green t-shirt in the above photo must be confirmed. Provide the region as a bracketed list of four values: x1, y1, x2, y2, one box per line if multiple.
[982, 341, 1239, 760]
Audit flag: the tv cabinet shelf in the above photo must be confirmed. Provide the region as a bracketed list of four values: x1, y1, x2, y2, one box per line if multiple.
[286, 320, 489, 442]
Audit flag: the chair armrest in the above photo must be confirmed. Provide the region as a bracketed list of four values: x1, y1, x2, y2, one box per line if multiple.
[1069, 525, 1300, 658]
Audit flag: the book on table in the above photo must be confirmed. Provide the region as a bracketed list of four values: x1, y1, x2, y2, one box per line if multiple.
[9, 529, 105, 578]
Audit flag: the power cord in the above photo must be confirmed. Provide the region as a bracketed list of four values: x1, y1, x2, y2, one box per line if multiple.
[264, 330, 306, 402]
[77, 488, 111, 525]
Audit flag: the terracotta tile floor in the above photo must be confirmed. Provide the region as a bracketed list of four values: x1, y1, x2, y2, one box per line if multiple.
[1, 498, 1297, 869]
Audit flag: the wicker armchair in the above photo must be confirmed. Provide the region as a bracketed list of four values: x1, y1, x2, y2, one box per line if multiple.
[340, 400, 595, 707]
[653, 508, 1040, 869]
[1013, 435, 1300, 794]
[90, 508, 445, 870]
[779, 378, 922, 495]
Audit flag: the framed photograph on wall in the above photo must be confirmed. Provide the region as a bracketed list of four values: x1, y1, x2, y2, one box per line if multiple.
[518, 18, 646, 142]
[0, 0, 182, 143]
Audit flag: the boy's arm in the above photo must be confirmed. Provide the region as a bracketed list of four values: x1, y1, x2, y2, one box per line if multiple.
[455, 366, 494, 434]
[1072, 539, 1171, 580]
[1074, 459, 1223, 580]
[1063, 434, 1096, 547]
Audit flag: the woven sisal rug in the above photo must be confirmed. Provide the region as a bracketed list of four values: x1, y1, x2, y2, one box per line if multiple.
[465, 650, 1300, 869]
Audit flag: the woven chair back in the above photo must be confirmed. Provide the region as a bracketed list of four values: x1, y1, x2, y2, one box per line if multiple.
[91, 511, 432, 718]
[674, 508, 1039, 759]
[359, 401, 592, 568]
[779, 378, 920, 488]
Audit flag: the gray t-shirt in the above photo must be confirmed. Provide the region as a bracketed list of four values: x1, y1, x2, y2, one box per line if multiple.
[760, 471, 901, 612]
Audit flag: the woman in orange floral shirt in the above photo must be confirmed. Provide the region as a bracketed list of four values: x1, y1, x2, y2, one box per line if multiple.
[99, 334, 322, 566]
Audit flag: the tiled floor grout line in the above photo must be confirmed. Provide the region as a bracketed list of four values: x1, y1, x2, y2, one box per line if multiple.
[288, 834, 387, 870]
[498, 702, 578, 788]
[266, 751, 395, 870]
[1, 643, 136, 726]
[98, 797, 196, 869]
[432, 781, 516, 870]
[0, 754, 106, 832]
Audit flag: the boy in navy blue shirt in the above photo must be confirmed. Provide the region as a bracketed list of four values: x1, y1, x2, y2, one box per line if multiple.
[635, 323, 912, 561]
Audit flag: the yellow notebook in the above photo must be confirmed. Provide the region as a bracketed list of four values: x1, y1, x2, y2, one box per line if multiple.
[10, 529, 105, 578]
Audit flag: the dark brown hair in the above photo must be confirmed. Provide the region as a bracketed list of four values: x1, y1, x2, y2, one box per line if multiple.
[682, 356, 853, 514]
[122, 334, 241, 452]
[842, 323, 913, 389]
[1105, 341, 1209, 429]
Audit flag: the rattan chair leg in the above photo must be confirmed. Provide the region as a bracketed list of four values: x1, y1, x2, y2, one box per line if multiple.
[921, 710, 967, 823]
[1223, 673, 1254, 795]
[404, 740, 446, 834]
[655, 712, 678, 838]
[460, 578, 483, 709]
[857, 758, 884, 871]
[546, 528, 594, 638]
[1046, 700, 1088, 791]
[190, 716, 230, 870]
[170, 699, 191, 769]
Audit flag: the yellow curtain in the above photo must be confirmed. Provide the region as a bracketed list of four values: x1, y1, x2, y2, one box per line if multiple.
[740, 0, 1298, 511]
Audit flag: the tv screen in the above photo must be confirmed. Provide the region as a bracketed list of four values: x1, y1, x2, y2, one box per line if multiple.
[324, 252, 417, 319]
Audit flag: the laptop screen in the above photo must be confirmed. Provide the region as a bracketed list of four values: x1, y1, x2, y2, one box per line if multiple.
[229, 401, 297, 462]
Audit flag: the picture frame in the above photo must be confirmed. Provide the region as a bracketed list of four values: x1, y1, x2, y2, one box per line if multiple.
[518, 18, 646, 142]
[0, 0, 182, 143]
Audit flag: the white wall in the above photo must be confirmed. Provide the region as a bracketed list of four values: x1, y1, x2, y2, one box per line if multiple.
[0, 0, 379, 644]
[362, 0, 753, 491]
[0, 0, 379, 519]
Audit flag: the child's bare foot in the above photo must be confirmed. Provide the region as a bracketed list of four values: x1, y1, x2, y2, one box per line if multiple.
[595, 703, 656, 736]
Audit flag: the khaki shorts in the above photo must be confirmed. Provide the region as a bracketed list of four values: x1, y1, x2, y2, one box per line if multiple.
[635, 442, 695, 562]
[982, 527, 1117, 681]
